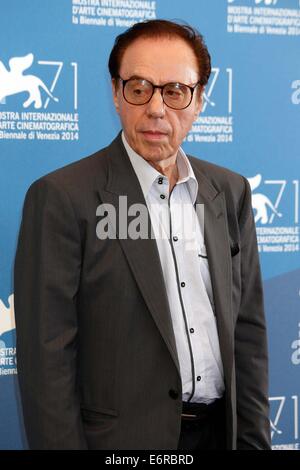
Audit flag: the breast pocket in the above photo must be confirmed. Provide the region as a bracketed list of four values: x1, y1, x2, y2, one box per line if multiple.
[198, 244, 216, 313]
[230, 242, 242, 322]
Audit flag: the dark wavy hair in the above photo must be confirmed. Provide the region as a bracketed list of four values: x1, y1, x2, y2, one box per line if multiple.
[108, 19, 211, 87]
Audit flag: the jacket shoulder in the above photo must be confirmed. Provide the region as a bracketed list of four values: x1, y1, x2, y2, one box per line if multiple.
[26, 146, 109, 203]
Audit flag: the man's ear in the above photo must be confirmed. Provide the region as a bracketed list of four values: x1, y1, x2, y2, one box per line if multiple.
[111, 78, 120, 114]
[193, 85, 203, 120]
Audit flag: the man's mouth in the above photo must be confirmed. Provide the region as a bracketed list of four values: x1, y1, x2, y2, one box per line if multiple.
[141, 130, 168, 140]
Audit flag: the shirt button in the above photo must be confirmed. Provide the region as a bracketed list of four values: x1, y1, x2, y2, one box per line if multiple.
[190, 328, 194, 334]
[181, 282, 185, 288]
[173, 236, 178, 242]
[158, 177, 163, 184]
[160, 194, 165, 200]
[197, 376, 201, 381]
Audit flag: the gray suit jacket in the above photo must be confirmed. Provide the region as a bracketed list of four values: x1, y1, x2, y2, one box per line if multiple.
[14, 132, 271, 449]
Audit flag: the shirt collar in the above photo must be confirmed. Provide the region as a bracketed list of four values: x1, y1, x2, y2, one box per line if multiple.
[122, 131, 199, 204]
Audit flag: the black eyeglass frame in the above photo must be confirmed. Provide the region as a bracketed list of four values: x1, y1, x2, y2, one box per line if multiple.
[117, 76, 201, 110]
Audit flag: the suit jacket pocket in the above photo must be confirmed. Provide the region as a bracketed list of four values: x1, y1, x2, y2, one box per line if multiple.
[81, 405, 119, 423]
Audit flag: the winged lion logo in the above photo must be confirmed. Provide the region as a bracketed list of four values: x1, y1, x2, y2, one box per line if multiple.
[248, 174, 282, 224]
[0, 294, 15, 338]
[0, 53, 59, 109]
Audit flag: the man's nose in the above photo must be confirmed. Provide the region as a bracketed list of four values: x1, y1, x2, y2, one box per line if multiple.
[146, 88, 166, 118]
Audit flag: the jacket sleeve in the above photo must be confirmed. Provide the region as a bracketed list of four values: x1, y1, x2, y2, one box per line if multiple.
[234, 177, 271, 450]
[14, 177, 87, 449]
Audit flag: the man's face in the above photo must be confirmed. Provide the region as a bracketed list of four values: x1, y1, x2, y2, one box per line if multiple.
[112, 36, 202, 163]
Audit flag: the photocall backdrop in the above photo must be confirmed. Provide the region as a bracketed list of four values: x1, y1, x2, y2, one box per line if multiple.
[0, 0, 299, 450]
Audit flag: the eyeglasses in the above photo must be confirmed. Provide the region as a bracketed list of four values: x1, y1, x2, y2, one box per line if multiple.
[118, 76, 201, 110]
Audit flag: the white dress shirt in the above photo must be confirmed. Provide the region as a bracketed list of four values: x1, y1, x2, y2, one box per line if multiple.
[122, 132, 225, 403]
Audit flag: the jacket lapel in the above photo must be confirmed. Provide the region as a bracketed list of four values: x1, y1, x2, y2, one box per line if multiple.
[97, 134, 181, 376]
[191, 163, 234, 387]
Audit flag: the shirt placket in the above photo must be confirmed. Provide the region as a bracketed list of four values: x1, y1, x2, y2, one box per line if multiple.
[168, 185, 199, 401]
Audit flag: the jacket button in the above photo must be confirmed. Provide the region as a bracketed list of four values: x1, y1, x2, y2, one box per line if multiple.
[169, 389, 179, 400]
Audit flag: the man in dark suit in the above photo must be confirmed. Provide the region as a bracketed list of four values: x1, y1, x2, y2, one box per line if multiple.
[14, 20, 271, 450]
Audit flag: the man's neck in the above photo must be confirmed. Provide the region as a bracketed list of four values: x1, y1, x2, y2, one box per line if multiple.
[122, 132, 180, 193]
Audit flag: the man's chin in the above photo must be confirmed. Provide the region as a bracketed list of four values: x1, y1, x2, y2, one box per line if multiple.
[139, 148, 170, 163]
[134, 141, 163, 158]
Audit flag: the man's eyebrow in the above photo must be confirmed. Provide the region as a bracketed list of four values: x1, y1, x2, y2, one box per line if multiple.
[124, 75, 187, 85]
[126, 75, 146, 81]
